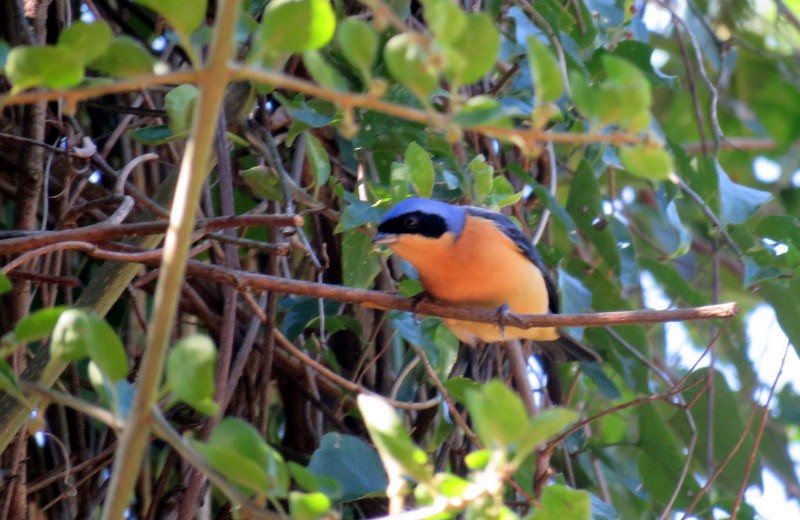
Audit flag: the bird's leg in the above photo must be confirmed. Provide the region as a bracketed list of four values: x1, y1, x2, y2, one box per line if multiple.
[495, 303, 511, 338]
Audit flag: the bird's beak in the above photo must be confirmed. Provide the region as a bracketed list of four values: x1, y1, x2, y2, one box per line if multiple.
[372, 232, 398, 246]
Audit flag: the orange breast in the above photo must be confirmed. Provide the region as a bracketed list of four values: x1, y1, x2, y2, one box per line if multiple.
[388, 215, 559, 343]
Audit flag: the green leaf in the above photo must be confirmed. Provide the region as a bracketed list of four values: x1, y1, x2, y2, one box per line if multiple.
[307, 433, 387, 502]
[287, 461, 342, 500]
[601, 54, 652, 130]
[384, 33, 438, 102]
[488, 176, 523, 207]
[446, 13, 499, 84]
[760, 279, 800, 363]
[443, 376, 480, 404]
[0, 271, 11, 295]
[0, 358, 27, 405]
[390, 162, 410, 201]
[303, 50, 348, 90]
[716, 162, 772, 225]
[241, 165, 284, 201]
[672, 368, 759, 494]
[6, 45, 84, 90]
[166, 334, 220, 416]
[337, 19, 378, 84]
[14, 306, 70, 342]
[523, 408, 580, 454]
[618, 144, 673, 180]
[193, 418, 288, 497]
[305, 133, 331, 187]
[127, 125, 183, 145]
[51, 309, 91, 362]
[51, 309, 128, 380]
[342, 229, 381, 289]
[89, 36, 156, 77]
[452, 95, 512, 127]
[86, 316, 129, 381]
[404, 141, 435, 198]
[637, 403, 703, 509]
[527, 36, 562, 103]
[468, 154, 494, 204]
[566, 161, 621, 274]
[465, 380, 529, 450]
[165, 84, 199, 135]
[421, 0, 467, 44]
[259, 0, 336, 55]
[569, 70, 596, 120]
[135, 0, 207, 40]
[289, 492, 332, 520]
[530, 484, 591, 520]
[57, 21, 113, 65]
[357, 394, 431, 483]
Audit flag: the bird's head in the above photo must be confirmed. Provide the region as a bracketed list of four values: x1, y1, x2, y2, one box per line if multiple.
[373, 198, 466, 263]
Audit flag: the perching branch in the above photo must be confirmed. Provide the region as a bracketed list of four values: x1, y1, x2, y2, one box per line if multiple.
[1, 242, 741, 329]
[179, 261, 740, 328]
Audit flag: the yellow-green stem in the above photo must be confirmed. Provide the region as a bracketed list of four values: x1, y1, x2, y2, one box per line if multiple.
[99, 1, 240, 517]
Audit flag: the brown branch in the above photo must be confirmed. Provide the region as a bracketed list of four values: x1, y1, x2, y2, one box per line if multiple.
[232, 66, 646, 146]
[0, 71, 199, 107]
[0, 214, 303, 255]
[179, 261, 740, 328]
[1, 236, 742, 329]
[5, 241, 740, 328]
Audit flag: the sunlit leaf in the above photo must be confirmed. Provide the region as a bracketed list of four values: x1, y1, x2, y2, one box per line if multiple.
[193, 418, 288, 497]
[404, 141, 435, 198]
[618, 144, 673, 180]
[465, 380, 529, 450]
[305, 133, 331, 187]
[89, 36, 156, 77]
[289, 492, 332, 520]
[57, 21, 113, 65]
[135, 0, 207, 40]
[337, 18, 378, 84]
[259, 0, 335, 55]
[303, 50, 349, 91]
[527, 36, 562, 103]
[6, 45, 84, 90]
[384, 33, 438, 102]
[14, 306, 70, 343]
[165, 84, 199, 135]
[166, 334, 219, 416]
[421, 0, 466, 44]
[357, 394, 431, 483]
[51, 309, 128, 381]
[445, 13, 499, 84]
[468, 154, 494, 204]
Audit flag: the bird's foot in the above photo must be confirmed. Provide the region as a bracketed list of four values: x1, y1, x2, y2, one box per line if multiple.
[409, 291, 434, 322]
[495, 303, 511, 338]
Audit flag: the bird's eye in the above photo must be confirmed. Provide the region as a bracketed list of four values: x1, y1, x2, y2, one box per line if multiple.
[404, 215, 420, 229]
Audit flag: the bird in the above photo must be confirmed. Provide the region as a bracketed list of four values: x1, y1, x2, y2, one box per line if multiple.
[373, 197, 600, 363]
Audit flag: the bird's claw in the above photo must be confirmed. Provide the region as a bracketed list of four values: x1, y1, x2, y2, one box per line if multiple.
[495, 303, 510, 338]
[409, 291, 433, 323]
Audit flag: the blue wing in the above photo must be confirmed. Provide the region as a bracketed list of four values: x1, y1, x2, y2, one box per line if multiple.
[464, 206, 559, 314]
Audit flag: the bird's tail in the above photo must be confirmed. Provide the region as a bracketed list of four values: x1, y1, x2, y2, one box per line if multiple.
[537, 332, 601, 363]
